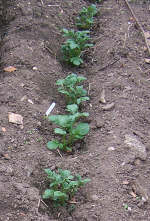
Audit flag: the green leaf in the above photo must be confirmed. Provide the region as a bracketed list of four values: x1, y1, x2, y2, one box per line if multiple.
[53, 191, 68, 201]
[44, 168, 53, 176]
[49, 115, 75, 128]
[79, 112, 89, 117]
[54, 128, 66, 135]
[68, 40, 79, 49]
[72, 123, 90, 139]
[77, 96, 89, 104]
[83, 178, 91, 184]
[58, 88, 70, 96]
[59, 169, 71, 177]
[66, 104, 78, 114]
[66, 146, 72, 152]
[47, 140, 60, 150]
[56, 79, 65, 86]
[77, 76, 87, 83]
[70, 57, 83, 66]
[62, 28, 68, 34]
[43, 189, 54, 199]
[76, 86, 87, 96]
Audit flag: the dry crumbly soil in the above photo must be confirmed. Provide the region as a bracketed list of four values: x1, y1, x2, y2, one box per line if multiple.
[1, 0, 150, 220]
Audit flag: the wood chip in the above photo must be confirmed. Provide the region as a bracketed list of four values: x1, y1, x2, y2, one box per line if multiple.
[8, 113, 23, 125]
[145, 58, 150, 64]
[101, 102, 115, 111]
[122, 180, 129, 185]
[129, 191, 137, 198]
[4, 66, 17, 72]
[1, 127, 6, 132]
[99, 88, 106, 104]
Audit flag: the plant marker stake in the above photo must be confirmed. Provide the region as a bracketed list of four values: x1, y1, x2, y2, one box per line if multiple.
[46, 102, 56, 116]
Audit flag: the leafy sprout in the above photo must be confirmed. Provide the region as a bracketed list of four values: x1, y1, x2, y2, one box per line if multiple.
[47, 104, 90, 152]
[56, 73, 89, 105]
[43, 168, 90, 207]
[61, 29, 93, 66]
[76, 4, 98, 30]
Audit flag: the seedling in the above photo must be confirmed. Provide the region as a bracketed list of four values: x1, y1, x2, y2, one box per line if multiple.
[47, 104, 90, 152]
[43, 168, 90, 207]
[61, 29, 93, 66]
[76, 4, 98, 30]
[56, 73, 89, 105]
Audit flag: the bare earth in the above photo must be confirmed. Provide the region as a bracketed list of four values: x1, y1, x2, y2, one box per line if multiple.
[1, 0, 150, 220]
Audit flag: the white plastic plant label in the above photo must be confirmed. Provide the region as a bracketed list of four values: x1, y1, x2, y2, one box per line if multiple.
[46, 102, 56, 116]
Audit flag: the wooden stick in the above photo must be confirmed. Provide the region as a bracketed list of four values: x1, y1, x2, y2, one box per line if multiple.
[124, 0, 150, 55]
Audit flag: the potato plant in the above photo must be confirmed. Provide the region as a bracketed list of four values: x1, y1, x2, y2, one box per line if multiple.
[43, 168, 90, 207]
[56, 73, 89, 105]
[76, 4, 98, 30]
[47, 104, 89, 152]
[61, 29, 93, 66]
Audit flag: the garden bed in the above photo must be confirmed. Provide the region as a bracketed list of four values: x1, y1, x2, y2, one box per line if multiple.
[1, 0, 150, 220]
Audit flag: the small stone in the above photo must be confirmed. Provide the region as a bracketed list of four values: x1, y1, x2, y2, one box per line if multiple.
[95, 118, 104, 128]
[89, 194, 99, 201]
[134, 159, 141, 165]
[8, 113, 23, 125]
[37, 121, 42, 127]
[28, 99, 34, 104]
[108, 146, 115, 151]
[99, 88, 106, 104]
[33, 66, 38, 70]
[20, 83, 25, 87]
[124, 134, 147, 160]
[20, 95, 27, 102]
[101, 102, 115, 111]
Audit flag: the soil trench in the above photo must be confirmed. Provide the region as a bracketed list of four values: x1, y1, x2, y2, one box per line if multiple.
[1, 0, 150, 221]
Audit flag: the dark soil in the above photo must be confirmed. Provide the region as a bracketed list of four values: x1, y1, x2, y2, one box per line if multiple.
[1, 0, 150, 220]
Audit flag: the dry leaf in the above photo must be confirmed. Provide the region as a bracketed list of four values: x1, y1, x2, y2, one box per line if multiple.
[4, 66, 17, 72]
[122, 180, 129, 185]
[144, 31, 150, 39]
[8, 113, 23, 125]
[99, 88, 106, 104]
[3, 153, 11, 160]
[129, 191, 137, 198]
[1, 127, 6, 132]
[145, 58, 150, 64]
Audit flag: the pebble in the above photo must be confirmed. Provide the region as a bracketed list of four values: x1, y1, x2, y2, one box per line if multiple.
[124, 134, 147, 160]
[108, 146, 115, 151]
[101, 102, 115, 111]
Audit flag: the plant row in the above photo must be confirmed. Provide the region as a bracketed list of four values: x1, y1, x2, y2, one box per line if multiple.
[61, 4, 98, 66]
[42, 3, 99, 208]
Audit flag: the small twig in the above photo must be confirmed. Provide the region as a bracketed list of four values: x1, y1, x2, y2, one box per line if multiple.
[40, 0, 44, 5]
[124, 0, 150, 55]
[48, 4, 60, 7]
[57, 149, 63, 158]
[98, 57, 120, 72]
[44, 44, 54, 55]
[88, 83, 92, 95]
[123, 33, 127, 48]
[41, 199, 48, 208]
[37, 199, 41, 210]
